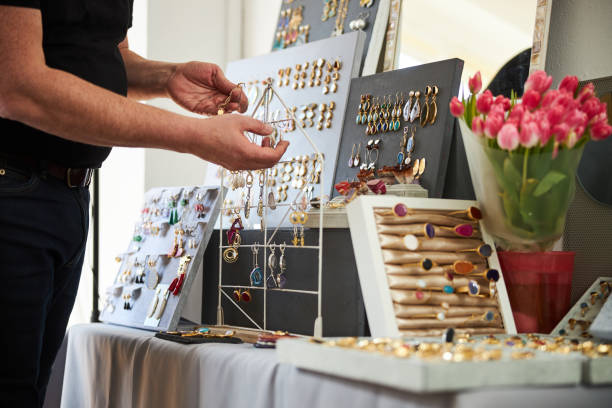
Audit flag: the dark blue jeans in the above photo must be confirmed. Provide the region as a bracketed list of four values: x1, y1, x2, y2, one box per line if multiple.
[0, 161, 89, 407]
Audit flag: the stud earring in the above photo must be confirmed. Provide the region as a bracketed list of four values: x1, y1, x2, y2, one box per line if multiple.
[278, 69, 284, 88]
[349, 12, 370, 31]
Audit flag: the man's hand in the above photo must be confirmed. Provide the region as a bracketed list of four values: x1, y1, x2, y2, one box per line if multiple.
[166, 62, 248, 116]
[194, 115, 290, 171]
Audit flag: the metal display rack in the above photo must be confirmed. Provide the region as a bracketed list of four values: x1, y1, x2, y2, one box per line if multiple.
[217, 83, 325, 337]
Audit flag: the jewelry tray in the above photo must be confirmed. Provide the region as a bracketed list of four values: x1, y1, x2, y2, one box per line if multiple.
[99, 186, 223, 332]
[551, 277, 612, 385]
[276, 336, 585, 393]
[346, 196, 517, 338]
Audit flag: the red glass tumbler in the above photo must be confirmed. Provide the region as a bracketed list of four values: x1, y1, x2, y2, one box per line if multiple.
[498, 251, 575, 334]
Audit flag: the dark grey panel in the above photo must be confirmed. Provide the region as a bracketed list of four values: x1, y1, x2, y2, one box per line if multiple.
[333, 58, 464, 198]
[203, 229, 367, 337]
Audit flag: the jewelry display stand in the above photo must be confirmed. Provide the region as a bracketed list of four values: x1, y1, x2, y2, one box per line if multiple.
[216, 83, 326, 337]
[346, 196, 516, 338]
[100, 186, 222, 331]
[271, 0, 390, 75]
[333, 59, 470, 199]
[550, 277, 612, 385]
[276, 336, 585, 393]
[552, 277, 612, 339]
[205, 31, 366, 229]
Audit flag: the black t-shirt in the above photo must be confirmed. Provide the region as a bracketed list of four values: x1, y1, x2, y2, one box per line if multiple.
[0, 0, 134, 168]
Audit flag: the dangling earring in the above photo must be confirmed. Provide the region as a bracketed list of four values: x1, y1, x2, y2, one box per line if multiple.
[354, 142, 362, 168]
[356, 95, 364, 125]
[277, 243, 287, 288]
[232, 288, 242, 303]
[397, 127, 408, 169]
[428, 85, 439, 125]
[360, 143, 371, 170]
[169, 255, 191, 296]
[250, 245, 263, 287]
[421, 86, 431, 127]
[367, 139, 381, 170]
[410, 91, 422, 123]
[406, 126, 416, 167]
[403, 91, 414, 122]
[244, 171, 253, 219]
[267, 246, 278, 288]
[348, 143, 356, 168]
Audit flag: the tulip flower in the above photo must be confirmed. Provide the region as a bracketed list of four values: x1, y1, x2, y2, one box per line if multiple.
[497, 123, 520, 150]
[524, 70, 553, 94]
[468, 71, 482, 94]
[449, 97, 464, 117]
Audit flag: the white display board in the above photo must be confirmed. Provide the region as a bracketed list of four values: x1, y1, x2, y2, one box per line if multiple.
[100, 186, 222, 331]
[205, 31, 366, 229]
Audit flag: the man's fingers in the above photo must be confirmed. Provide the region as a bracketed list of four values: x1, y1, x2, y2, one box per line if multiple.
[213, 65, 237, 95]
[241, 116, 274, 135]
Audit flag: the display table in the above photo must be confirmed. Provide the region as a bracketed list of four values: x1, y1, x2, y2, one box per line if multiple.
[47, 324, 612, 408]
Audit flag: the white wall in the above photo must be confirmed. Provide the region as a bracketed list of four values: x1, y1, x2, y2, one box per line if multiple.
[144, 0, 245, 190]
[545, 0, 612, 85]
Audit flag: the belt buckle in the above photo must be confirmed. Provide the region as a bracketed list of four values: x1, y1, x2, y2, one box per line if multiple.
[66, 168, 76, 188]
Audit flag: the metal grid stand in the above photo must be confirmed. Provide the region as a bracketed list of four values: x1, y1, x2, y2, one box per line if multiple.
[217, 83, 325, 337]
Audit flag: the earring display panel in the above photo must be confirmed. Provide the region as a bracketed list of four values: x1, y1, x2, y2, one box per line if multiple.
[100, 186, 222, 332]
[272, 0, 389, 75]
[333, 58, 464, 198]
[206, 32, 366, 230]
[346, 196, 516, 338]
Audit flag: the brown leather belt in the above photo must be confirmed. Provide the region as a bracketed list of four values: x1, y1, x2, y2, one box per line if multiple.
[1, 154, 94, 188]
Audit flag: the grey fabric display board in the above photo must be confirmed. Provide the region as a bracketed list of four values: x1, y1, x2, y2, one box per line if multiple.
[333, 58, 466, 198]
[214, 31, 365, 229]
[100, 186, 222, 331]
[203, 229, 368, 337]
[271, 0, 389, 75]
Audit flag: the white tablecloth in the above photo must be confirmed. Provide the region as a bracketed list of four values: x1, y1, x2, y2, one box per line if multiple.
[46, 324, 612, 408]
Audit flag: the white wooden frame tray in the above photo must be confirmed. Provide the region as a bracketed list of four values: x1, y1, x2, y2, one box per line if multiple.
[345, 196, 516, 338]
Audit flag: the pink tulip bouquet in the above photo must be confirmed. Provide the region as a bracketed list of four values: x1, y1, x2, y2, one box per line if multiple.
[451, 70, 612, 251]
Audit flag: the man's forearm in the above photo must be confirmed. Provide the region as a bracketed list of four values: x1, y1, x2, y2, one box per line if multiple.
[3, 64, 198, 153]
[119, 47, 177, 101]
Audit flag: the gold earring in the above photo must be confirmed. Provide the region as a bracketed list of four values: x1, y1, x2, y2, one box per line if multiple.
[429, 85, 439, 125]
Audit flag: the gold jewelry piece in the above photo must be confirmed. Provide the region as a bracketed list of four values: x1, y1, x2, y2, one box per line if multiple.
[458, 244, 493, 258]
[421, 86, 431, 127]
[217, 83, 245, 115]
[428, 85, 439, 124]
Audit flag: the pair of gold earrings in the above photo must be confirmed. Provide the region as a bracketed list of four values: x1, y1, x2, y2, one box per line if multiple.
[402, 86, 439, 126]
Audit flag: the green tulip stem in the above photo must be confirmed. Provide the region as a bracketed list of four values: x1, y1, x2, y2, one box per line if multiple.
[522, 148, 529, 189]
